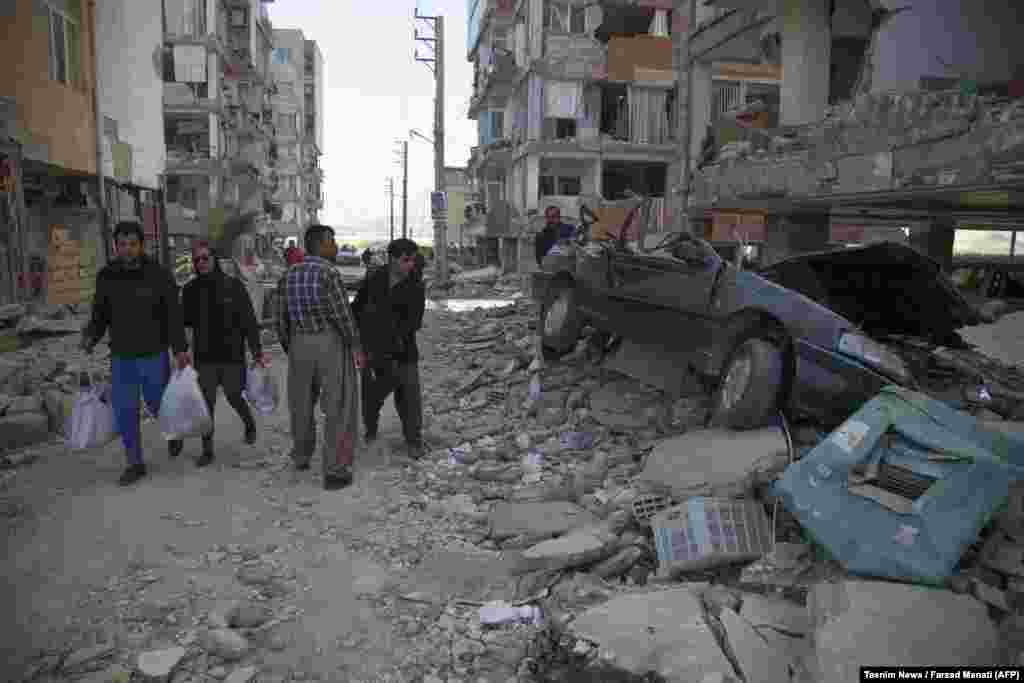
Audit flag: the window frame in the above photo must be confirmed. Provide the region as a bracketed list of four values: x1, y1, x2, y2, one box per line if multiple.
[47, 4, 79, 87]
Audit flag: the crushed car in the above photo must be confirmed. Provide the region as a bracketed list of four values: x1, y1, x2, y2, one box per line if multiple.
[533, 199, 984, 430]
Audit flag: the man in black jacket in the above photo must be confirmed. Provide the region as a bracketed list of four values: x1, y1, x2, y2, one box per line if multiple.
[351, 238, 426, 459]
[181, 240, 266, 467]
[81, 221, 191, 486]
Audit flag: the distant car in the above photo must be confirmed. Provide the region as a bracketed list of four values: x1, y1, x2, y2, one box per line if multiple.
[534, 208, 982, 430]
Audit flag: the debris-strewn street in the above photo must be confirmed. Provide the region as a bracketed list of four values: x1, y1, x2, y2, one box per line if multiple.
[4, 269, 1024, 683]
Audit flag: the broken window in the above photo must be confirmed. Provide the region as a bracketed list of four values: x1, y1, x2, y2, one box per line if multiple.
[600, 84, 629, 140]
[829, 37, 869, 104]
[538, 174, 581, 198]
[544, 118, 577, 140]
[544, 2, 586, 35]
[602, 161, 666, 200]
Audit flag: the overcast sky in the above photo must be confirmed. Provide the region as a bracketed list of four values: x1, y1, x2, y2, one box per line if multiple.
[266, 0, 476, 243]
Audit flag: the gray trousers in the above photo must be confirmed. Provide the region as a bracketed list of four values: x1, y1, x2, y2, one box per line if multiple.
[287, 331, 361, 477]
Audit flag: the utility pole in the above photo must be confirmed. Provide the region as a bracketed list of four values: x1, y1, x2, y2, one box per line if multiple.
[415, 10, 447, 284]
[387, 177, 396, 242]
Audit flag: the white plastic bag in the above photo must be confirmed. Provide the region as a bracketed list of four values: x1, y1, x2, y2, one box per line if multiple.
[158, 366, 213, 440]
[66, 382, 117, 450]
[243, 365, 279, 416]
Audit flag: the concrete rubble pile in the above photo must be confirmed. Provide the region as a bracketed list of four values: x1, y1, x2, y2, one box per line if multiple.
[9, 278, 1024, 682]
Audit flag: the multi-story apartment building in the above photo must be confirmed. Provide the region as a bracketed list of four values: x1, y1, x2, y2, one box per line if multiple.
[0, 0, 110, 306]
[162, 0, 275, 251]
[301, 38, 324, 227]
[265, 29, 323, 240]
[465, 0, 679, 273]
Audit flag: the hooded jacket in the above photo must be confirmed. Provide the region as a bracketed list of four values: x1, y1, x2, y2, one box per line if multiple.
[86, 255, 187, 358]
[182, 258, 261, 364]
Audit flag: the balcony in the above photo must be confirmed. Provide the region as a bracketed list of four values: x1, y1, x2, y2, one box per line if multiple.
[166, 149, 230, 176]
[468, 51, 520, 118]
[164, 82, 222, 113]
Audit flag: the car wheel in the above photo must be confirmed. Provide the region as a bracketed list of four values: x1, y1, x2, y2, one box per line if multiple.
[711, 337, 784, 430]
[541, 281, 581, 357]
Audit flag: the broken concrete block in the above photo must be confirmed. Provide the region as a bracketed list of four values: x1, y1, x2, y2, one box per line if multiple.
[224, 665, 258, 683]
[5, 394, 43, 416]
[637, 428, 789, 499]
[136, 646, 186, 680]
[739, 594, 811, 635]
[488, 501, 597, 540]
[518, 525, 617, 573]
[719, 607, 791, 683]
[810, 581, 999, 682]
[0, 412, 50, 452]
[200, 629, 249, 661]
[43, 390, 74, 434]
[570, 588, 735, 681]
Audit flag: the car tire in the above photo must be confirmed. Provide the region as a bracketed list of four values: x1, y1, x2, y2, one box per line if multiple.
[711, 337, 784, 430]
[541, 281, 581, 357]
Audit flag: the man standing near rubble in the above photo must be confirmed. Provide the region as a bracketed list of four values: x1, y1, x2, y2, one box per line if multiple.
[276, 224, 367, 490]
[351, 238, 426, 460]
[80, 221, 191, 486]
[181, 240, 266, 467]
[534, 205, 576, 267]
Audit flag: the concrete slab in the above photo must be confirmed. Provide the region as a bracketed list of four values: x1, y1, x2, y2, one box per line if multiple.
[719, 608, 792, 683]
[0, 412, 50, 452]
[489, 501, 598, 540]
[740, 594, 811, 635]
[809, 581, 1000, 682]
[638, 427, 789, 499]
[570, 588, 735, 682]
[519, 526, 616, 573]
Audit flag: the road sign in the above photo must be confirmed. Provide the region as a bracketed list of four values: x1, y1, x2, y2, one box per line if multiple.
[430, 191, 447, 220]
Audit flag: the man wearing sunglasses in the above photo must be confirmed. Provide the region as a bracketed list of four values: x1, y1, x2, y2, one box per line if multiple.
[81, 221, 191, 486]
[181, 240, 266, 467]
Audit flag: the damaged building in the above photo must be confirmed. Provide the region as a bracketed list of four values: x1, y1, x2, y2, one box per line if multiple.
[464, 0, 681, 274]
[684, 0, 1024, 270]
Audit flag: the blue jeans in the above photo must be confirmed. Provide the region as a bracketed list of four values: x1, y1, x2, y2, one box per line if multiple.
[111, 352, 170, 465]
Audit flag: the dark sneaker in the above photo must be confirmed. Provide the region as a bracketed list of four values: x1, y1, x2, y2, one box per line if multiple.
[294, 461, 311, 472]
[168, 439, 183, 458]
[195, 451, 215, 468]
[118, 464, 147, 486]
[365, 431, 378, 444]
[244, 423, 257, 445]
[324, 466, 353, 491]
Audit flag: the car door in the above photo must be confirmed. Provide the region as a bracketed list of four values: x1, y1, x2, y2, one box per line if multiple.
[603, 242, 720, 350]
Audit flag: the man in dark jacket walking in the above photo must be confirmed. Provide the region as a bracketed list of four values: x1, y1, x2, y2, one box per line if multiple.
[181, 240, 266, 467]
[351, 238, 426, 459]
[81, 221, 191, 486]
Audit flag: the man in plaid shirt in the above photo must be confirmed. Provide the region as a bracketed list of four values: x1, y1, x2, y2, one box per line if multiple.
[276, 224, 367, 490]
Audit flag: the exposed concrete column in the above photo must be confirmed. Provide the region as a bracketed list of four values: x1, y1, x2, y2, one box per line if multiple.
[780, 0, 831, 126]
[524, 154, 540, 213]
[909, 218, 955, 273]
[689, 61, 712, 169]
[762, 212, 830, 267]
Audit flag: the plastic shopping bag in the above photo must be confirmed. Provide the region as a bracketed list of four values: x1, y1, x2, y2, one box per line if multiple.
[66, 382, 117, 450]
[243, 365, 279, 416]
[158, 366, 213, 440]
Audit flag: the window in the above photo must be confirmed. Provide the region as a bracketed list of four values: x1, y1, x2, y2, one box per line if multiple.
[231, 8, 247, 27]
[491, 110, 504, 139]
[570, 6, 586, 34]
[539, 175, 555, 197]
[558, 176, 581, 195]
[305, 114, 315, 136]
[48, 5, 80, 86]
[492, 28, 509, 52]
[544, 3, 586, 34]
[556, 118, 576, 139]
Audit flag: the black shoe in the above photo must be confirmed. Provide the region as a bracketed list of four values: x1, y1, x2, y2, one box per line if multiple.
[294, 462, 311, 472]
[244, 423, 257, 445]
[118, 464, 147, 486]
[196, 451, 215, 468]
[365, 430, 378, 443]
[168, 440, 183, 458]
[406, 441, 425, 460]
[324, 466, 353, 491]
